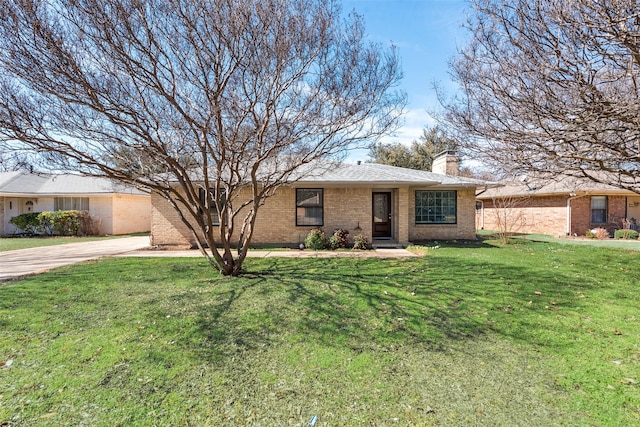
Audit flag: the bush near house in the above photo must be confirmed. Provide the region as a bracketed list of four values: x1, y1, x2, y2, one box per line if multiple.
[353, 234, 371, 250]
[585, 228, 609, 239]
[304, 228, 370, 250]
[328, 228, 350, 250]
[614, 229, 639, 240]
[9, 210, 100, 236]
[304, 229, 328, 250]
[8, 212, 42, 235]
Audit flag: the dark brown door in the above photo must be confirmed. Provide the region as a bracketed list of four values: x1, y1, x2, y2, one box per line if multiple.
[372, 192, 392, 238]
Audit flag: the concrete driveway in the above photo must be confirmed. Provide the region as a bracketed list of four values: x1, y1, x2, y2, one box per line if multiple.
[0, 236, 151, 281]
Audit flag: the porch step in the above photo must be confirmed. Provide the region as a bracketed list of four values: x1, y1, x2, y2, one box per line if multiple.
[371, 241, 406, 249]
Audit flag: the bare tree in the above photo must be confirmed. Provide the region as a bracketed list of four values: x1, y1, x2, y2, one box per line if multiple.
[0, 0, 405, 276]
[439, 0, 640, 194]
[488, 195, 529, 244]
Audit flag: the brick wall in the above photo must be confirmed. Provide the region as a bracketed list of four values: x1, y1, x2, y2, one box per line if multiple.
[151, 185, 478, 246]
[243, 186, 374, 245]
[480, 195, 568, 237]
[397, 188, 410, 243]
[479, 194, 630, 237]
[150, 191, 194, 248]
[570, 195, 626, 236]
[151, 186, 375, 247]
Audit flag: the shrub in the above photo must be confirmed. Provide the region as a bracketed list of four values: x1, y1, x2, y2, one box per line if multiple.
[40, 211, 79, 235]
[39, 210, 100, 236]
[304, 229, 327, 250]
[328, 228, 349, 250]
[77, 211, 101, 236]
[9, 212, 42, 235]
[9, 210, 100, 237]
[352, 234, 370, 250]
[586, 228, 609, 240]
[614, 229, 639, 240]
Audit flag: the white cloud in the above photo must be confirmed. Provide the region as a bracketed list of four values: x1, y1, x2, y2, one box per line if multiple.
[378, 107, 436, 147]
[345, 107, 438, 162]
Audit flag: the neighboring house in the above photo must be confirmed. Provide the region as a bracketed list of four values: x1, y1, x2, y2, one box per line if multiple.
[0, 171, 151, 236]
[476, 175, 640, 237]
[151, 152, 489, 248]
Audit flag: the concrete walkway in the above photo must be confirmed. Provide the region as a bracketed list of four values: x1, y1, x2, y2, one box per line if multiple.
[125, 247, 418, 259]
[1, 237, 417, 281]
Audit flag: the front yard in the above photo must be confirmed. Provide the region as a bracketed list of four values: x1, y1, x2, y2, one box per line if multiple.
[1, 240, 638, 425]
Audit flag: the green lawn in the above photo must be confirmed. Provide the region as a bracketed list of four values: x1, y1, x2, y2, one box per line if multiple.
[0, 234, 146, 252]
[1, 240, 638, 426]
[478, 229, 640, 251]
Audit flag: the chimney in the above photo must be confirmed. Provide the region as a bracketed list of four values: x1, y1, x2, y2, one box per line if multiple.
[432, 150, 459, 176]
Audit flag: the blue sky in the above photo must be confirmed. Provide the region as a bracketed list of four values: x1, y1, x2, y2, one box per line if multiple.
[341, 0, 469, 158]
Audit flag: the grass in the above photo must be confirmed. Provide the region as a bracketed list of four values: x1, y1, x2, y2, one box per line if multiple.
[518, 233, 640, 250]
[1, 240, 639, 426]
[477, 229, 640, 251]
[0, 233, 147, 252]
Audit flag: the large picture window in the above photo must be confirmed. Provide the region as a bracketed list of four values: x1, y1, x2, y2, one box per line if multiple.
[296, 188, 323, 226]
[591, 196, 607, 223]
[54, 197, 89, 211]
[415, 190, 457, 224]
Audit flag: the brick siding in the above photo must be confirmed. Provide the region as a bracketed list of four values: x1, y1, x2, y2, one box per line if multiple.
[151, 185, 478, 247]
[150, 191, 194, 248]
[570, 195, 626, 236]
[480, 195, 568, 237]
[479, 194, 630, 237]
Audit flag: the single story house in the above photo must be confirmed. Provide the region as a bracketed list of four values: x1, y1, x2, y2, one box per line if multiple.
[476, 174, 640, 237]
[0, 171, 151, 236]
[151, 153, 490, 248]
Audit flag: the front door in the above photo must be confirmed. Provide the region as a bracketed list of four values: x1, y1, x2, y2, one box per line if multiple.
[372, 192, 392, 238]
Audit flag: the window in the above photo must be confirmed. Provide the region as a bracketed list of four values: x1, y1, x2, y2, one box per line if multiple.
[54, 197, 89, 211]
[591, 196, 607, 223]
[199, 187, 224, 225]
[415, 190, 457, 224]
[296, 188, 323, 226]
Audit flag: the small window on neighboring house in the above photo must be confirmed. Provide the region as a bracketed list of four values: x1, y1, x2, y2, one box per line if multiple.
[199, 187, 224, 225]
[591, 196, 607, 223]
[415, 190, 457, 224]
[54, 197, 89, 211]
[296, 188, 323, 226]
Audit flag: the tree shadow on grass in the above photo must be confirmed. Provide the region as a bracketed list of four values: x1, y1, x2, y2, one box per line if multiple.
[173, 251, 601, 364]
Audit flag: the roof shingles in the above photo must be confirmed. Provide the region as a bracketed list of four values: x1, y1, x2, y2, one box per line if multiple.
[0, 172, 147, 196]
[295, 162, 486, 187]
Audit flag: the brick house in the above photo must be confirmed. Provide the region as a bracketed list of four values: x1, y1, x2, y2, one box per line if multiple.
[476, 175, 640, 237]
[0, 171, 151, 236]
[151, 153, 488, 248]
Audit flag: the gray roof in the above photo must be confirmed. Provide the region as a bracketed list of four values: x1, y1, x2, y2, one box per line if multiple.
[0, 172, 149, 196]
[292, 162, 488, 187]
[477, 174, 636, 199]
[165, 160, 491, 188]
